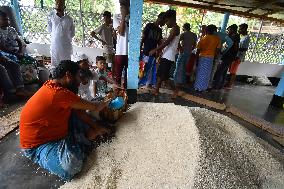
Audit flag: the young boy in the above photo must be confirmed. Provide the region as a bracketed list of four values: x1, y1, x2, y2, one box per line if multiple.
[149, 9, 180, 96]
[91, 11, 115, 72]
[93, 56, 118, 100]
[139, 12, 165, 88]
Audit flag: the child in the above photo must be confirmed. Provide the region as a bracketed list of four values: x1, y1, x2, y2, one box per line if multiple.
[78, 69, 94, 101]
[94, 56, 118, 100]
[148, 9, 180, 96]
[91, 11, 115, 72]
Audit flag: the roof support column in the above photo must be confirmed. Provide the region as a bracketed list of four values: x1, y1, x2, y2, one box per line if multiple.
[270, 72, 284, 108]
[10, 0, 23, 35]
[220, 12, 230, 33]
[127, 0, 143, 103]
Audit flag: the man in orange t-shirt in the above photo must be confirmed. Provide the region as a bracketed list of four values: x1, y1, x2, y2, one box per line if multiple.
[194, 24, 221, 92]
[20, 60, 112, 180]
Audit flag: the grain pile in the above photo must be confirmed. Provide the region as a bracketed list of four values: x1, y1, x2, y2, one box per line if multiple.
[61, 103, 284, 189]
[0, 106, 22, 139]
[61, 103, 201, 189]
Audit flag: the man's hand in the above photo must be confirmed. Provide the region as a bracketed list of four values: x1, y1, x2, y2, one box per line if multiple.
[149, 49, 156, 56]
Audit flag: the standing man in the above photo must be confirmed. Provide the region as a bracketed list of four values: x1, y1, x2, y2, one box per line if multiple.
[213, 24, 240, 90]
[227, 23, 250, 89]
[91, 11, 115, 73]
[48, 0, 75, 69]
[113, 0, 130, 88]
[173, 23, 197, 97]
[139, 12, 165, 88]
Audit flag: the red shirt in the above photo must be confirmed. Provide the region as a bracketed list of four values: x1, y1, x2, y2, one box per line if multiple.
[20, 80, 81, 149]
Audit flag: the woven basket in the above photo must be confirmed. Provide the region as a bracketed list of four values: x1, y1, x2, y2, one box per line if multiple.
[99, 90, 128, 123]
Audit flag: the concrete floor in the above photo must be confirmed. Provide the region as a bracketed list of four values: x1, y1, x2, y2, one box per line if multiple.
[0, 84, 283, 189]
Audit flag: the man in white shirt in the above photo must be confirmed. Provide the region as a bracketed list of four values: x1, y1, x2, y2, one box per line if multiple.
[48, 0, 75, 68]
[113, 0, 129, 88]
[91, 11, 115, 73]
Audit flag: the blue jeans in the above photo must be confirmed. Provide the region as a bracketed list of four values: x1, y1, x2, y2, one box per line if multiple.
[21, 113, 92, 181]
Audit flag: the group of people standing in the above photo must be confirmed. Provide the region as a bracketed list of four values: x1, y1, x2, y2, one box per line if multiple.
[49, 0, 130, 90]
[139, 10, 250, 98]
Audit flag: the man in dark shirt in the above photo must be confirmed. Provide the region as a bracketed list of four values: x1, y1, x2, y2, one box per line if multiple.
[139, 12, 165, 87]
[213, 24, 240, 89]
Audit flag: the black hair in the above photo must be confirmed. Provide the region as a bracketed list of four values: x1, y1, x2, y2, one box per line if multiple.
[96, 56, 106, 62]
[239, 23, 248, 30]
[164, 9, 176, 19]
[158, 12, 165, 20]
[119, 0, 130, 7]
[53, 60, 80, 79]
[0, 11, 7, 18]
[228, 24, 238, 32]
[103, 11, 112, 18]
[206, 24, 217, 34]
[79, 69, 93, 80]
[183, 23, 191, 31]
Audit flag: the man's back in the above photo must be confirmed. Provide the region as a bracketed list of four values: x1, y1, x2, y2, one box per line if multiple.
[20, 80, 80, 149]
[198, 35, 221, 58]
[180, 31, 197, 53]
[142, 23, 162, 56]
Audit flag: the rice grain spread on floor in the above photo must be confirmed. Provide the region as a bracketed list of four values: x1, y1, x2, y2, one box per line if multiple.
[61, 103, 284, 189]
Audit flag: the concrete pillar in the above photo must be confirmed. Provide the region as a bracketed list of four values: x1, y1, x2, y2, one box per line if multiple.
[10, 0, 23, 35]
[220, 12, 230, 33]
[127, 0, 143, 103]
[270, 72, 284, 108]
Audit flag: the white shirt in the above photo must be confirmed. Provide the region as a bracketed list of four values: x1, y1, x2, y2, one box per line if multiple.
[78, 70, 99, 101]
[162, 35, 180, 62]
[113, 14, 129, 55]
[48, 11, 75, 66]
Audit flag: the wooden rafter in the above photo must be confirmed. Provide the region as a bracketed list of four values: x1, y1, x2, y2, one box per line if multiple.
[191, 0, 255, 10]
[246, 0, 278, 13]
[144, 0, 284, 24]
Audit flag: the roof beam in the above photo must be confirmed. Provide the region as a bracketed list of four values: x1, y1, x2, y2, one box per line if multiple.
[144, 0, 284, 24]
[246, 0, 278, 13]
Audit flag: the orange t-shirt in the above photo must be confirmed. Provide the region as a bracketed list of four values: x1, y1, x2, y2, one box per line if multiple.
[197, 34, 221, 58]
[20, 80, 81, 149]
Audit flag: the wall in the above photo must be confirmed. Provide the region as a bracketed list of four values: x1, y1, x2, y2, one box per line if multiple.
[26, 43, 105, 65]
[237, 61, 283, 78]
[27, 43, 284, 78]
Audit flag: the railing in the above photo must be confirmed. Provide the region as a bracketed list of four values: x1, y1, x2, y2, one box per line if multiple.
[246, 32, 284, 64]
[19, 5, 102, 48]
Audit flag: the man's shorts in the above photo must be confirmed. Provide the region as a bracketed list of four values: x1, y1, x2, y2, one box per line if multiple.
[157, 58, 174, 81]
